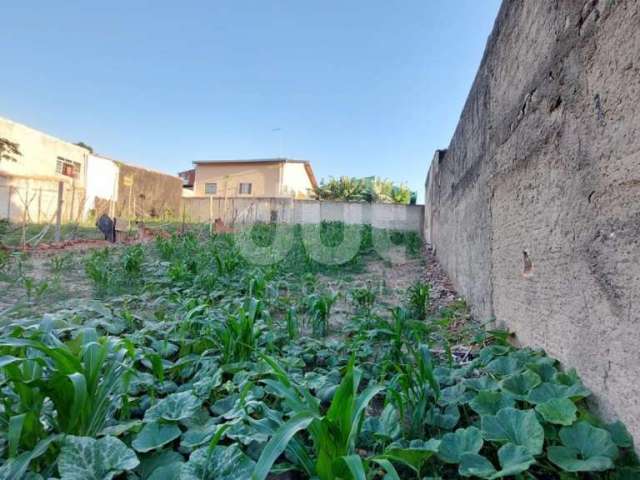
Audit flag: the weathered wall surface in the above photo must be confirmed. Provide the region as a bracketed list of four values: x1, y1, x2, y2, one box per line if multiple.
[183, 196, 424, 232]
[116, 163, 182, 219]
[425, 0, 640, 441]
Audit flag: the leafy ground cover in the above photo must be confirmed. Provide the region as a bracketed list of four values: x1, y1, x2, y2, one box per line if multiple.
[0, 222, 637, 479]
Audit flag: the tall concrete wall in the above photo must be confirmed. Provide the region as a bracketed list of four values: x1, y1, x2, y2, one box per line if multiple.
[424, 0, 640, 441]
[116, 163, 182, 219]
[183, 196, 424, 232]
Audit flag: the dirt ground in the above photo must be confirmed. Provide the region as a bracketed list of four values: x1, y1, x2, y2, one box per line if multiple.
[1, 239, 465, 336]
[320, 244, 461, 331]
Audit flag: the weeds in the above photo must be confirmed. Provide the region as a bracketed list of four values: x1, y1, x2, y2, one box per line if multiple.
[48, 253, 73, 275]
[351, 284, 376, 314]
[84, 248, 112, 293]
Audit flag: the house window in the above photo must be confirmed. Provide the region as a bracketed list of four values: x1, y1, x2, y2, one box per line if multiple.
[56, 157, 81, 178]
[239, 182, 252, 195]
[204, 183, 217, 194]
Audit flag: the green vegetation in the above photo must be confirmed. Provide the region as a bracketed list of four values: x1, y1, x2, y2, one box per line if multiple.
[0, 222, 636, 479]
[315, 176, 413, 204]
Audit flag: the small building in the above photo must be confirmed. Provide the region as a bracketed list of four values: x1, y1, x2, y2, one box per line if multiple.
[0, 115, 182, 223]
[192, 158, 318, 199]
[0, 117, 89, 185]
[1, 116, 90, 223]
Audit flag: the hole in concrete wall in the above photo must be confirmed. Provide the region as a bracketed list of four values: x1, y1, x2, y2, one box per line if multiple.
[523, 250, 533, 276]
[594, 93, 606, 125]
[588, 191, 596, 203]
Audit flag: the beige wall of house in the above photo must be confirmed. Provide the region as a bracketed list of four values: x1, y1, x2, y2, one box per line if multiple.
[281, 162, 314, 198]
[193, 161, 316, 198]
[0, 116, 89, 187]
[194, 162, 282, 197]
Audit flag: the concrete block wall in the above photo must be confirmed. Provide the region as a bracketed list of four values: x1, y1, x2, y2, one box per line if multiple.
[424, 0, 640, 441]
[182, 196, 424, 232]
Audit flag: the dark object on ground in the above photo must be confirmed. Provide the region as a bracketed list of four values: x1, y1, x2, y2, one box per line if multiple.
[214, 218, 234, 233]
[96, 214, 116, 243]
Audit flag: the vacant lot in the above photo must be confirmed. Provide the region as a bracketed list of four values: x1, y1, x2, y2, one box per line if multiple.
[0, 223, 636, 479]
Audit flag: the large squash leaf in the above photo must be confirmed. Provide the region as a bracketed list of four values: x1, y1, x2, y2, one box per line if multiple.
[527, 382, 590, 404]
[382, 439, 441, 475]
[464, 376, 499, 392]
[481, 408, 544, 455]
[58, 435, 139, 480]
[132, 421, 182, 453]
[180, 418, 221, 450]
[180, 444, 255, 480]
[500, 370, 541, 400]
[144, 391, 202, 423]
[548, 422, 618, 472]
[469, 391, 515, 417]
[535, 398, 577, 426]
[438, 426, 483, 464]
[605, 421, 634, 448]
[137, 450, 184, 479]
[485, 356, 523, 377]
[459, 443, 535, 479]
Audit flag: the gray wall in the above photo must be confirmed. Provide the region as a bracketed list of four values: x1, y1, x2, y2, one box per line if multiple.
[425, 0, 640, 441]
[183, 196, 424, 232]
[116, 164, 183, 220]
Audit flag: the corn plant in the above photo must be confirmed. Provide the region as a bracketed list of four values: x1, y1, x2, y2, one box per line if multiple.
[48, 253, 72, 275]
[286, 306, 299, 340]
[121, 244, 144, 278]
[0, 329, 132, 456]
[254, 356, 384, 480]
[307, 292, 338, 337]
[0, 248, 10, 272]
[389, 344, 441, 440]
[407, 281, 430, 320]
[84, 248, 112, 293]
[350, 284, 376, 315]
[215, 299, 262, 364]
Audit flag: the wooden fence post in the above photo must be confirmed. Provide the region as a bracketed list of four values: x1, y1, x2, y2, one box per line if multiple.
[69, 181, 76, 223]
[209, 195, 213, 235]
[37, 188, 42, 223]
[7, 186, 13, 221]
[55, 181, 63, 242]
[181, 203, 186, 234]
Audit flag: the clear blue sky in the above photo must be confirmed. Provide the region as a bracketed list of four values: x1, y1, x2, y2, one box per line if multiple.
[1, 1, 500, 202]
